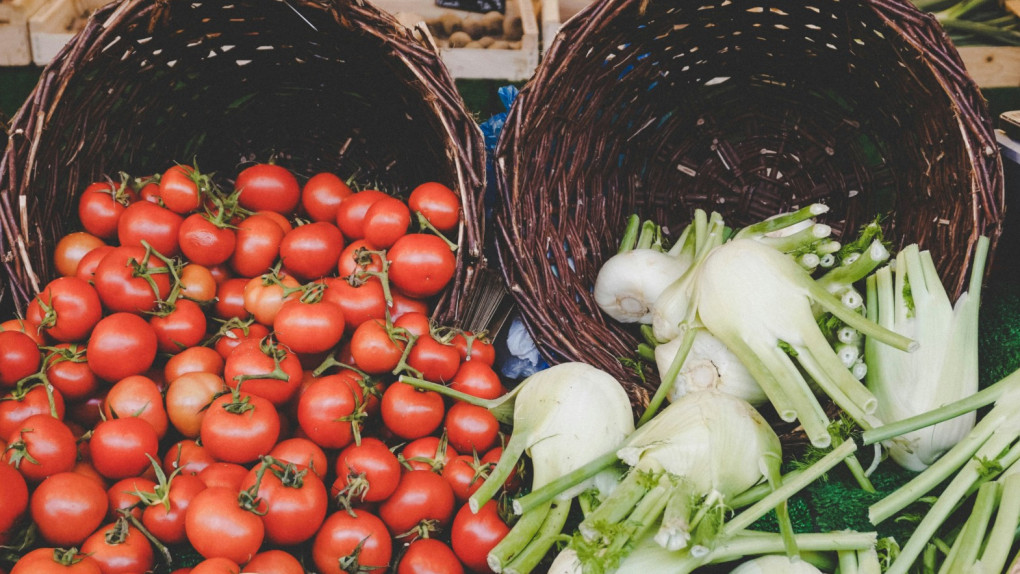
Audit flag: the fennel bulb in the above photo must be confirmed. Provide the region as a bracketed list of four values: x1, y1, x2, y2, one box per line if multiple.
[864, 237, 989, 472]
[653, 327, 767, 406]
[728, 555, 825, 574]
[692, 238, 915, 448]
[594, 248, 689, 323]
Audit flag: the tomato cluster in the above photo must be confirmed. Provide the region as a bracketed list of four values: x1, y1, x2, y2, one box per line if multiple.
[0, 161, 518, 574]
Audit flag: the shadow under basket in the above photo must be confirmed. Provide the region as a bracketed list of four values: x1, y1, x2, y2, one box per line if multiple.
[494, 0, 1005, 410]
[0, 0, 487, 325]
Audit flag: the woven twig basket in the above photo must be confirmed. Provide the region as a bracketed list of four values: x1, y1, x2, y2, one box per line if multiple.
[494, 0, 1006, 407]
[0, 0, 486, 324]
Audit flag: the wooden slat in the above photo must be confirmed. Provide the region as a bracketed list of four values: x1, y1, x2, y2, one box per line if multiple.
[958, 45, 1020, 88]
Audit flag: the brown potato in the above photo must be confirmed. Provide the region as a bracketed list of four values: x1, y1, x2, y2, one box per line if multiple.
[439, 12, 463, 36]
[448, 30, 473, 47]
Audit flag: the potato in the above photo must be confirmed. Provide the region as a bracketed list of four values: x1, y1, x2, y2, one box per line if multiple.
[448, 30, 473, 47]
[439, 12, 463, 36]
[476, 35, 496, 48]
[489, 39, 511, 49]
[461, 16, 486, 39]
[481, 11, 504, 36]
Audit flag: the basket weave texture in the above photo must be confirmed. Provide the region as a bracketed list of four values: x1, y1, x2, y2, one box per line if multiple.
[494, 0, 1006, 407]
[0, 0, 487, 323]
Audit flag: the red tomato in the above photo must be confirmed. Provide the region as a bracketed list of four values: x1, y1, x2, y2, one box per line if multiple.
[89, 417, 161, 480]
[449, 361, 506, 400]
[279, 221, 344, 280]
[141, 472, 207, 545]
[380, 382, 445, 441]
[188, 557, 240, 574]
[378, 469, 456, 539]
[200, 391, 280, 464]
[10, 548, 103, 574]
[179, 213, 237, 266]
[159, 164, 204, 214]
[363, 196, 411, 248]
[296, 373, 364, 450]
[30, 471, 108, 546]
[235, 163, 301, 215]
[408, 182, 461, 233]
[332, 437, 402, 505]
[302, 172, 352, 223]
[0, 384, 66, 440]
[244, 549, 305, 574]
[80, 519, 156, 574]
[106, 476, 157, 520]
[393, 311, 432, 338]
[178, 263, 218, 303]
[268, 437, 329, 479]
[53, 232, 105, 277]
[450, 500, 510, 573]
[239, 459, 328, 546]
[3, 413, 77, 482]
[117, 200, 184, 257]
[103, 374, 169, 439]
[442, 454, 489, 502]
[349, 319, 406, 375]
[322, 276, 387, 332]
[185, 486, 265, 564]
[214, 278, 253, 321]
[197, 462, 249, 491]
[222, 338, 303, 406]
[230, 213, 286, 278]
[165, 372, 226, 438]
[337, 239, 383, 278]
[162, 439, 216, 477]
[400, 436, 458, 472]
[74, 244, 115, 283]
[42, 344, 98, 402]
[406, 334, 462, 383]
[273, 298, 345, 355]
[92, 245, 172, 314]
[335, 189, 389, 240]
[444, 402, 500, 455]
[0, 331, 40, 387]
[389, 292, 430, 322]
[26, 277, 103, 343]
[451, 331, 497, 366]
[0, 462, 28, 536]
[78, 180, 136, 240]
[136, 179, 162, 204]
[398, 538, 465, 574]
[164, 346, 225, 382]
[312, 509, 392, 574]
[149, 298, 207, 354]
[212, 320, 270, 359]
[481, 446, 521, 493]
[243, 273, 302, 326]
[388, 234, 456, 299]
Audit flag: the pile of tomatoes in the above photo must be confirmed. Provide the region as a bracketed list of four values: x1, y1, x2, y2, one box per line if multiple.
[0, 160, 518, 574]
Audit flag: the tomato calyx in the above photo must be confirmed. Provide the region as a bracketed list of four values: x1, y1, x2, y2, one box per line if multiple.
[42, 343, 88, 366]
[103, 516, 133, 545]
[130, 456, 178, 512]
[336, 537, 388, 574]
[50, 547, 91, 567]
[3, 379, 60, 419]
[3, 431, 41, 470]
[205, 316, 259, 347]
[395, 518, 442, 542]
[399, 433, 453, 473]
[128, 241, 180, 303]
[100, 172, 137, 207]
[216, 386, 258, 415]
[231, 337, 291, 387]
[348, 247, 395, 309]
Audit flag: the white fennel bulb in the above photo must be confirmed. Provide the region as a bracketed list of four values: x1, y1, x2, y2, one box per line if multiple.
[653, 328, 767, 406]
[594, 248, 690, 324]
[728, 555, 826, 574]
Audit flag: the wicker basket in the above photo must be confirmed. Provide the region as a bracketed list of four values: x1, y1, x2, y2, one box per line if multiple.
[0, 0, 487, 325]
[494, 0, 1006, 408]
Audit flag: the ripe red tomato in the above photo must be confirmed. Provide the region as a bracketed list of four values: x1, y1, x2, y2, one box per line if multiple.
[387, 234, 457, 299]
[78, 180, 136, 240]
[0, 331, 40, 388]
[85, 313, 158, 383]
[312, 509, 392, 574]
[159, 164, 204, 214]
[349, 319, 406, 375]
[185, 486, 265, 564]
[179, 213, 237, 266]
[400, 436, 458, 472]
[117, 200, 184, 257]
[273, 298, 345, 355]
[389, 292, 430, 322]
[89, 416, 161, 480]
[0, 384, 66, 440]
[332, 437, 402, 505]
[407, 334, 462, 383]
[200, 391, 280, 464]
[106, 476, 157, 520]
[0, 462, 28, 539]
[381, 382, 445, 441]
[337, 239, 383, 278]
[103, 375, 169, 439]
[363, 196, 411, 248]
[189, 557, 240, 574]
[149, 298, 207, 354]
[197, 462, 249, 491]
[450, 361, 506, 400]
[335, 189, 389, 240]
[244, 549, 305, 574]
[26, 277, 103, 344]
[80, 519, 156, 574]
[235, 163, 301, 215]
[92, 245, 172, 314]
[10, 548, 103, 574]
[42, 344, 98, 402]
[450, 500, 510, 573]
[162, 439, 216, 478]
[268, 437, 329, 479]
[378, 469, 456, 539]
[408, 182, 461, 233]
[398, 538, 465, 574]
[279, 221, 344, 280]
[243, 273, 302, 326]
[165, 372, 226, 438]
[53, 232, 105, 277]
[74, 244, 114, 283]
[451, 331, 498, 366]
[296, 373, 364, 450]
[164, 346, 225, 382]
[442, 454, 489, 502]
[239, 459, 328, 546]
[301, 172, 352, 223]
[393, 311, 432, 338]
[230, 213, 286, 278]
[140, 472, 207, 545]
[3, 413, 77, 482]
[444, 402, 500, 455]
[222, 338, 303, 406]
[30, 471, 109, 546]
[178, 263, 218, 303]
[212, 320, 270, 359]
[322, 276, 387, 332]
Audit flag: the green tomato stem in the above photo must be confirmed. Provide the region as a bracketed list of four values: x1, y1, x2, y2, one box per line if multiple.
[399, 374, 518, 425]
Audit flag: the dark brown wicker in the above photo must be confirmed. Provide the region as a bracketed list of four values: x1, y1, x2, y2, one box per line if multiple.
[494, 0, 1006, 407]
[0, 0, 487, 325]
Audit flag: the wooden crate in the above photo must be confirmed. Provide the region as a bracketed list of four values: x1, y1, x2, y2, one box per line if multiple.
[0, 0, 50, 66]
[27, 0, 108, 66]
[957, 46, 1020, 88]
[372, 0, 539, 81]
